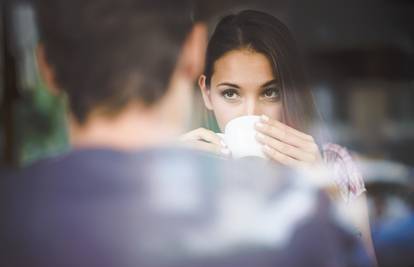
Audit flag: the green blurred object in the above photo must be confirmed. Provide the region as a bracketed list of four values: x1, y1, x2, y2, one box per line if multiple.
[204, 109, 221, 133]
[15, 76, 69, 166]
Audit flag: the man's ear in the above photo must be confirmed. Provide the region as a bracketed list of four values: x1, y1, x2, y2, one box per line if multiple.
[151, 23, 208, 134]
[198, 75, 213, 110]
[178, 22, 207, 80]
[36, 44, 60, 94]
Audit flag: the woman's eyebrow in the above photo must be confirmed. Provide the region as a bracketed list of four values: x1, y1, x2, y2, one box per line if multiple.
[216, 82, 240, 88]
[260, 79, 278, 88]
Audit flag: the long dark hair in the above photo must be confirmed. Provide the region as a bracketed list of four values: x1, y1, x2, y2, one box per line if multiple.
[204, 10, 320, 134]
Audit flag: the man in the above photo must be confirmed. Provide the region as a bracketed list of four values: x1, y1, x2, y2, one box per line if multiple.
[0, 1, 369, 266]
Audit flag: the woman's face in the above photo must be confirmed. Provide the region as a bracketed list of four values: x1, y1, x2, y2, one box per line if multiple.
[200, 49, 282, 131]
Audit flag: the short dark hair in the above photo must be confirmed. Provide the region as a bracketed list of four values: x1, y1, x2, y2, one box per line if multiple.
[204, 10, 319, 133]
[35, 0, 194, 123]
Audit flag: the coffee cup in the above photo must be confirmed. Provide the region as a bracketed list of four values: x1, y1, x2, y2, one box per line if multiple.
[217, 115, 266, 159]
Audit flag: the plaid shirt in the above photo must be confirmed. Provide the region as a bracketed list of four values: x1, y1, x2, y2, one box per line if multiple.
[322, 143, 366, 202]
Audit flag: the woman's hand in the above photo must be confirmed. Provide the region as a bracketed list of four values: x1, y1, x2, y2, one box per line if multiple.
[255, 115, 322, 167]
[179, 128, 231, 157]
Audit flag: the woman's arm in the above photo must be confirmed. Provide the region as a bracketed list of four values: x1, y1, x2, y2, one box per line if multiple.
[339, 194, 378, 266]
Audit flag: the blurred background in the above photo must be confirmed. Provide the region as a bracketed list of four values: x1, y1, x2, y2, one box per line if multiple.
[0, 0, 413, 266]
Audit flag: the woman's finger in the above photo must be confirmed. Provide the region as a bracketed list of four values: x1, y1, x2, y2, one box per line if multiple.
[255, 121, 309, 149]
[255, 122, 319, 154]
[186, 140, 230, 157]
[260, 115, 313, 142]
[262, 145, 303, 168]
[180, 128, 225, 147]
[256, 132, 316, 162]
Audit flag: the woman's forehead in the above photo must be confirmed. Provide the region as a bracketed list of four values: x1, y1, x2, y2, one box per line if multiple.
[211, 49, 276, 88]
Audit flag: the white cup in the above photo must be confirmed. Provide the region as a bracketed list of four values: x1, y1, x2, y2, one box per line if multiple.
[217, 115, 266, 159]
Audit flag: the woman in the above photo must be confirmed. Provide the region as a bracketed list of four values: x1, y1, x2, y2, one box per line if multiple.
[181, 10, 376, 262]
[181, 9, 365, 202]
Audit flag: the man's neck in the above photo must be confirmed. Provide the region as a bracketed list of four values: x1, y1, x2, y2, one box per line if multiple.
[68, 105, 179, 151]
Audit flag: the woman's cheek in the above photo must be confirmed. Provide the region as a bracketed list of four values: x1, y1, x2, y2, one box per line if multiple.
[213, 106, 238, 131]
[211, 101, 241, 131]
[262, 103, 282, 121]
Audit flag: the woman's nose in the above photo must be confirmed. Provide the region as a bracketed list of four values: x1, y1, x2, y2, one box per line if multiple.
[245, 99, 261, 116]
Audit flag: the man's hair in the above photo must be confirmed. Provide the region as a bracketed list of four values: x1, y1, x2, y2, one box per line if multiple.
[35, 0, 194, 123]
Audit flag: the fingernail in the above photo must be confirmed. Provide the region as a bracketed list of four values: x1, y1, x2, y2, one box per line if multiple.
[220, 140, 227, 148]
[261, 115, 270, 122]
[221, 148, 231, 155]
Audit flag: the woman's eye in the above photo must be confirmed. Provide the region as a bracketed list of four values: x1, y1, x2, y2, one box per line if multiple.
[222, 89, 239, 100]
[262, 88, 280, 100]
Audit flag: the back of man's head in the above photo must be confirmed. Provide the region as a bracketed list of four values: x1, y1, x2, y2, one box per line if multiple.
[35, 0, 194, 123]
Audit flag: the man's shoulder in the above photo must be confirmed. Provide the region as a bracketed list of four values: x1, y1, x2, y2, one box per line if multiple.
[0, 148, 360, 267]
[2, 148, 243, 194]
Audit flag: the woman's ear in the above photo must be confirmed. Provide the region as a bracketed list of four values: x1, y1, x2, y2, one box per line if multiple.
[198, 75, 213, 110]
[36, 44, 60, 95]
